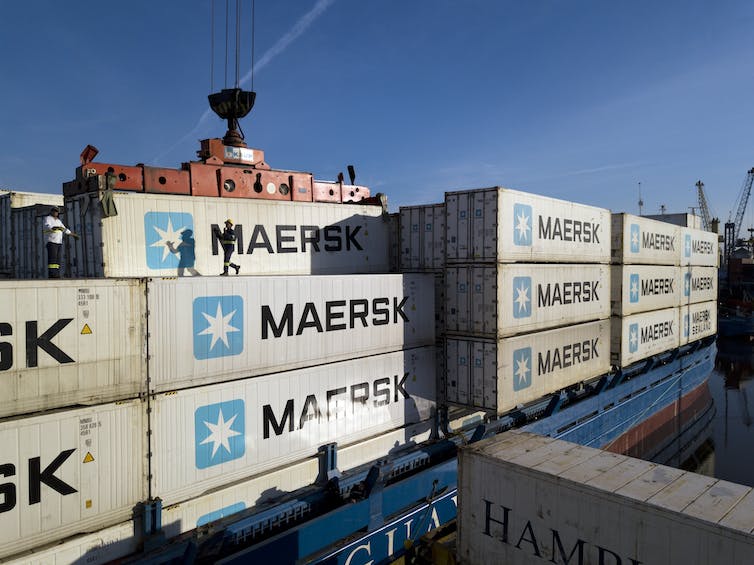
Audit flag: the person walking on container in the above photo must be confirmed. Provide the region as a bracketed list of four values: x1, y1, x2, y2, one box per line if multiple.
[215, 219, 240, 276]
[43, 206, 78, 278]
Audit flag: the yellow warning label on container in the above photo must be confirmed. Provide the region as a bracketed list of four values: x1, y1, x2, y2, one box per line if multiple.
[83, 452, 95, 463]
[81, 324, 92, 335]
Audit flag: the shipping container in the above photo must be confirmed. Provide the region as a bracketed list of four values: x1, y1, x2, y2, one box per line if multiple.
[611, 307, 680, 367]
[446, 264, 610, 338]
[147, 274, 434, 391]
[446, 320, 610, 413]
[681, 226, 719, 267]
[0, 400, 146, 560]
[681, 266, 718, 305]
[11, 204, 70, 279]
[399, 203, 445, 270]
[645, 212, 703, 230]
[459, 431, 754, 565]
[64, 191, 390, 278]
[681, 301, 718, 346]
[150, 347, 436, 504]
[3, 520, 138, 565]
[611, 213, 681, 265]
[0, 191, 63, 274]
[445, 188, 610, 263]
[610, 265, 681, 316]
[387, 212, 400, 273]
[0, 279, 145, 418]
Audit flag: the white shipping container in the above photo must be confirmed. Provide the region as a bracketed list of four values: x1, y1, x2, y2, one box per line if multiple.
[0, 400, 146, 560]
[399, 203, 445, 271]
[446, 264, 610, 338]
[610, 264, 681, 316]
[0, 279, 145, 418]
[445, 188, 610, 263]
[0, 191, 63, 274]
[150, 347, 436, 504]
[64, 191, 390, 278]
[611, 307, 680, 367]
[681, 301, 717, 346]
[682, 226, 719, 267]
[446, 321, 610, 413]
[3, 520, 138, 565]
[681, 266, 718, 305]
[147, 274, 434, 391]
[459, 431, 754, 565]
[611, 213, 681, 265]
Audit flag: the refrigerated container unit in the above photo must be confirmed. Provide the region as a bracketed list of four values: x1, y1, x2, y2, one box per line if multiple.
[681, 266, 718, 305]
[445, 187, 610, 264]
[680, 300, 718, 346]
[445, 263, 610, 338]
[399, 203, 446, 271]
[611, 213, 681, 265]
[611, 307, 680, 367]
[0, 279, 145, 418]
[63, 191, 391, 278]
[446, 320, 610, 413]
[681, 226, 719, 267]
[610, 264, 682, 316]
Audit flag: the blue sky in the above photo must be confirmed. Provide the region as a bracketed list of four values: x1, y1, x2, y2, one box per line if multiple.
[2, 1, 753, 224]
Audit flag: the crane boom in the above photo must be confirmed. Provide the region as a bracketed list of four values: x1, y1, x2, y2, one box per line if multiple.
[732, 168, 754, 243]
[695, 180, 712, 231]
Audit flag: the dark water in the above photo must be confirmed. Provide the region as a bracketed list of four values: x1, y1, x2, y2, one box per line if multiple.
[689, 337, 754, 487]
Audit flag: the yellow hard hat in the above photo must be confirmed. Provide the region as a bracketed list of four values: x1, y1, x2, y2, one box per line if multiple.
[225, 219, 233, 225]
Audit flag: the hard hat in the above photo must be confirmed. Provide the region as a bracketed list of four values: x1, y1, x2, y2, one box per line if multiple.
[50, 206, 60, 213]
[225, 218, 233, 225]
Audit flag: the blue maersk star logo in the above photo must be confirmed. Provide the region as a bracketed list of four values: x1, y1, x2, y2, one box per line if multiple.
[683, 314, 689, 337]
[630, 224, 640, 253]
[193, 296, 244, 360]
[144, 211, 194, 269]
[513, 204, 533, 246]
[629, 274, 640, 303]
[513, 347, 532, 391]
[629, 323, 639, 353]
[684, 234, 692, 258]
[684, 273, 691, 297]
[195, 399, 245, 469]
[512, 276, 532, 318]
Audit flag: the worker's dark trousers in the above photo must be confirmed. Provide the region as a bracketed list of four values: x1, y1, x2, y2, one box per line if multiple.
[46, 242, 61, 278]
[222, 246, 239, 274]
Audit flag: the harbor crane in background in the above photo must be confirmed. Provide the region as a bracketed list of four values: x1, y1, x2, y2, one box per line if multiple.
[695, 180, 714, 231]
[724, 167, 754, 260]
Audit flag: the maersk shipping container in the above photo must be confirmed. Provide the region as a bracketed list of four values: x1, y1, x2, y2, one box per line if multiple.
[611, 307, 680, 367]
[399, 203, 445, 270]
[147, 274, 434, 391]
[0, 400, 145, 560]
[0, 279, 145, 418]
[446, 320, 610, 412]
[150, 347, 436, 504]
[681, 226, 719, 267]
[610, 264, 681, 316]
[611, 213, 681, 265]
[459, 431, 754, 565]
[445, 188, 610, 263]
[11, 204, 68, 279]
[0, 190, 63, 274]
[681, 300, 717, 346]
[64, 191, 390, 278]
[682, 266, 718, 305]
[446, 264, 610, 338]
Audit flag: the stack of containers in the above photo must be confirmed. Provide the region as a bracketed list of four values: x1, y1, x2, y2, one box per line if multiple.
[399, 203, 447, 397]
[444, 188, 612, 415]
[610, 214, 717, 368]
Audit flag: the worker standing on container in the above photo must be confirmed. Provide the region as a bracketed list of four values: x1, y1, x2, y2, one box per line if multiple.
[216, 219, 240, 275]
[43, 206, 78, 278]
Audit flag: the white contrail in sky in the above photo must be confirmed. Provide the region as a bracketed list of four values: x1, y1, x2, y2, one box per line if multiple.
[153, 0, 336, 164]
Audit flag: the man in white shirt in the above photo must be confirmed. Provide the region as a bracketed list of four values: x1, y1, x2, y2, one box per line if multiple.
[43, 206, 78, 278]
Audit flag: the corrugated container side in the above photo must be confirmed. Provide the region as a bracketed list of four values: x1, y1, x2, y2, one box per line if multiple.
[681, 226, 719, 267]
[680, 301, 717, 345]
[150, 347, 436, 504]
[446, 188, 611, 263]
[611, 307, 680, 367]
[67, 191, 390, 278]
[0, 279, 146, 418]
[0, 400, 146, 560]
[12, 205, 62, 279]
[3, 520, 138, 565]
[64, 192, 105, 279]
[681, 266, 718, 305]
[459, 431, 754, 565]
[148, 274, 435, 391]
[399, 204, 445, 271]
[610, 265, 681, 316]
[611, 213, 681, 265]
[0, 192, 63, 273]
[446, 264, 610, 338]
[387, 212, 400, 272]
[446, 321, 610, 413]
[434, 272, 446, 340]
